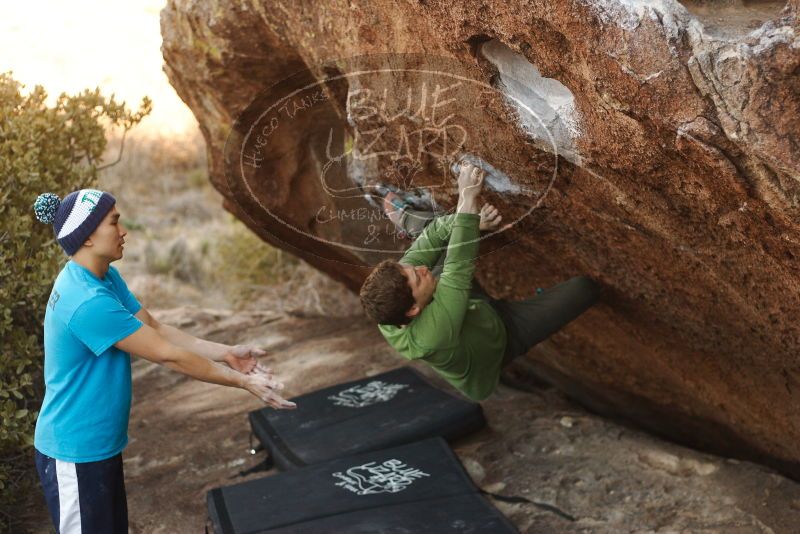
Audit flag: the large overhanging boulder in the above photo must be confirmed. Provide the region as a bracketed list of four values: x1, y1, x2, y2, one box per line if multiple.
[161, 0, 800, 477]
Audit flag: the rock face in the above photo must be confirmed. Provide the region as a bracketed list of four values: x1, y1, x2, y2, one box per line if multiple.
[161, 0, 800, 477]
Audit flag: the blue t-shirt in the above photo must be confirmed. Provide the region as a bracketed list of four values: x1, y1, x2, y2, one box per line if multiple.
[34, 260, 144, 462]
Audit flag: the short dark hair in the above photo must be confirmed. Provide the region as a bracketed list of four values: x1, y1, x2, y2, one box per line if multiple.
[359, 260, 415, 326]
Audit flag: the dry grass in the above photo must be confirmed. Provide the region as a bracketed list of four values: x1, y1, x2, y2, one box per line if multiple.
[97, 129, 360, 316]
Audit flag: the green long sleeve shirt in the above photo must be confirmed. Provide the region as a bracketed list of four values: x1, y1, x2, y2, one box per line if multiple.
[378, 213, 507, 401]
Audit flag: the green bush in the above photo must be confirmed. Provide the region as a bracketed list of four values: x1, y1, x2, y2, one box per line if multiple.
[0, 72, 149, 530]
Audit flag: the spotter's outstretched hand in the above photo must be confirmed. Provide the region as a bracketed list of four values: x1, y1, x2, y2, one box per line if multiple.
[223, 344, 266, 374]
[243, 364, 296, 410]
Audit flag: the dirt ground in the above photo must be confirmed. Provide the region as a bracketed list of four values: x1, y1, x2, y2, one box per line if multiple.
[25, 305, 800, 533]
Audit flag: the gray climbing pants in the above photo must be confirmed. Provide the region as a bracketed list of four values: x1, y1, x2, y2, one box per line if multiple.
[392, 207, 600, 365]
[485, 277, 599, 365]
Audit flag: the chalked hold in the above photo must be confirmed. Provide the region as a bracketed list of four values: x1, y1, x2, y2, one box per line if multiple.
[248, 367, 486, 470]
[207, 438, 516, 533]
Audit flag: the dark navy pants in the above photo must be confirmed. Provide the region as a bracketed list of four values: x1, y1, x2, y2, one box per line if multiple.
[35, 449, 128, 533]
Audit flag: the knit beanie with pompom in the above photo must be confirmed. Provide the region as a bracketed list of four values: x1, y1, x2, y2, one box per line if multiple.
[32, 189, 116, 255]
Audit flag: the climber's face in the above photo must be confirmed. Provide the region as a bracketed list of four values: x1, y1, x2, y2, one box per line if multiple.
[400, 263, 437, 319]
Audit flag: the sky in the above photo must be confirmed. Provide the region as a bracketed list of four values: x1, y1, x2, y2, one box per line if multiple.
[0, 0, 197, 135]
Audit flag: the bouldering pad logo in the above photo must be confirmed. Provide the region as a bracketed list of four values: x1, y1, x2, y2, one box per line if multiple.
[327, 380, 409, 408]
[332, 459, 430, 495]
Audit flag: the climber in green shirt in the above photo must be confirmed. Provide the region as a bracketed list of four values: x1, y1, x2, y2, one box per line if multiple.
[359, 162, 599, 401]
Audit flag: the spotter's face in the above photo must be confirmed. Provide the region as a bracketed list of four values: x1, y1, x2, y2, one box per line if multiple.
[85, 206, 127, 261]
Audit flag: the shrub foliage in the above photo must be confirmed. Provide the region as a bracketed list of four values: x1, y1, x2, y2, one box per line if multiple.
[0, 72, 149, 529]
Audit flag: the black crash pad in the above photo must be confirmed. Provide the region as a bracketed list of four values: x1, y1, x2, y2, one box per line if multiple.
[207, 438, 516, 533]
[248, 367, 486, 470]
[263, 494, 516, 533]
